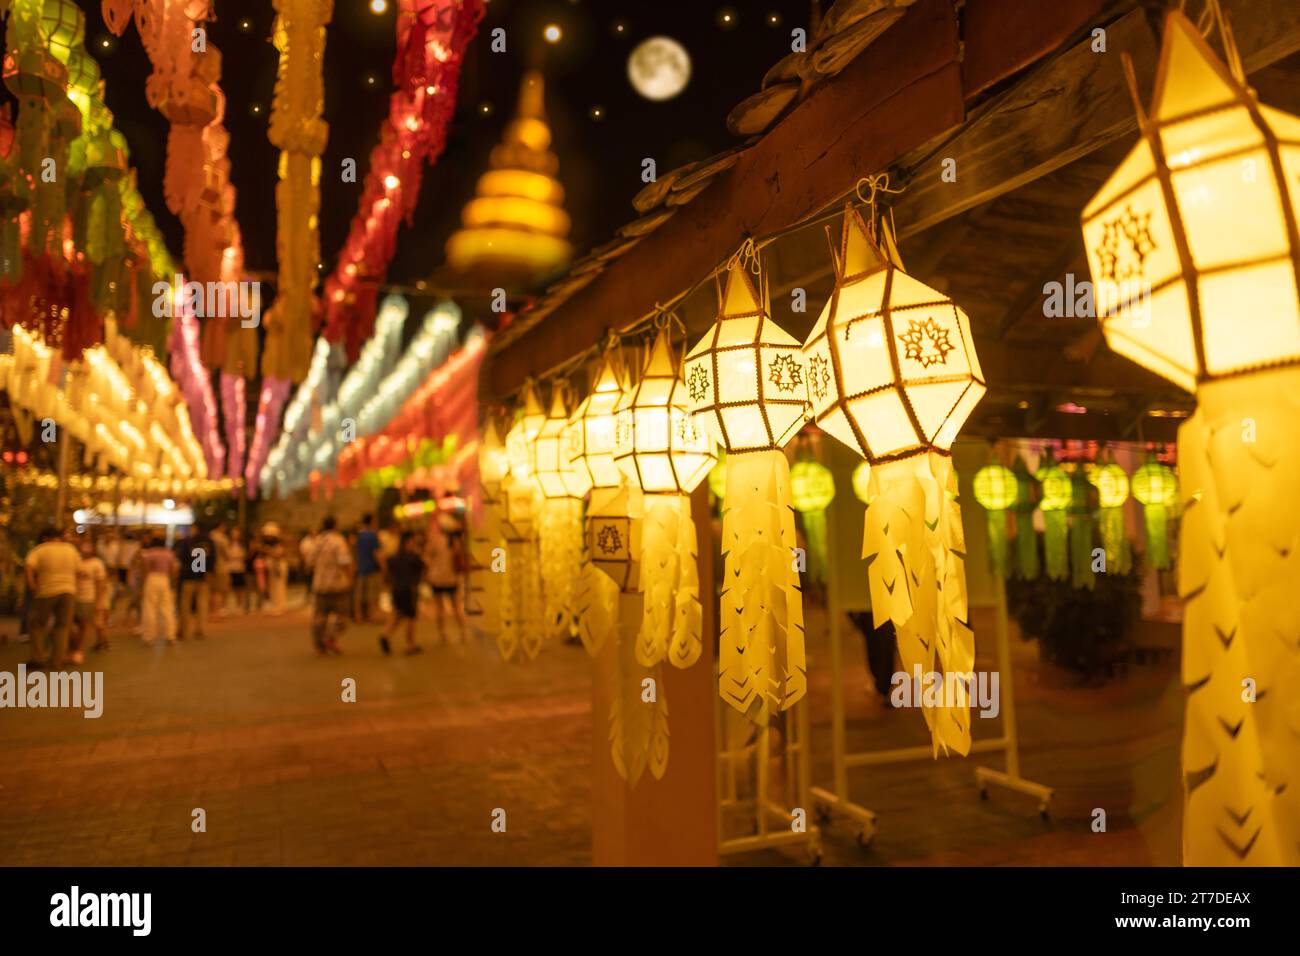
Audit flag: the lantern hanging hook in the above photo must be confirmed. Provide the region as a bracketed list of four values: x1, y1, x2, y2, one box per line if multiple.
[727, 237, 762, 277]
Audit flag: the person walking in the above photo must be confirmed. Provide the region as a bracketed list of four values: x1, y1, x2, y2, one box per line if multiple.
[174, 524, 215, 640]
[261, 523, 289, 615]
[136, 533, 179, 645]
[379, 531, 425, 656]
[353, 513, 382, 623]
[74, 537, 110, 658]
[424, 520, 465, 644]
[24, 528, 80, 668]
[209, 521, 232, 618]
[228, 527, 249, 613]
[311, 516, 353, 655]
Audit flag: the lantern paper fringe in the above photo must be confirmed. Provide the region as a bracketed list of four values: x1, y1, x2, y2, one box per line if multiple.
[718, 450, 806, 723]
[539, 497, 582, 642]
[1179, 368, 1300, 865]
[639, 494, 703, 669]
[576, 559, 618, 658]
[864, 452, 974, 756]
[608, 594, 670, 785]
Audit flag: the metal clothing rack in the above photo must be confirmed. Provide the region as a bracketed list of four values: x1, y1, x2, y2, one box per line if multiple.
[809, 518, 1053, 848]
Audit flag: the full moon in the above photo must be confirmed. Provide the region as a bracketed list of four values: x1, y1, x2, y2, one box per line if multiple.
[628, 36, 691, 102]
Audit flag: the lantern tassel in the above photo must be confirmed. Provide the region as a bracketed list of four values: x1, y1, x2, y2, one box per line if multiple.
[607, 593, 670, 784]
[986, 509, 1009, 578]
[576, 559, 618, 657]
[467, 492, 505, 635]
[638, 494, 703, 669]
[539, 497, 583, 641]
[864, 452, 974, 756]
[1043, 512, 1069, 581]
[1143, 505, 1171, 571]
[719, 450, 806, 723]
[1070, 511, 1096, 590]
[1014, 511, 1040, 580]
[1178, 369, 1300, 865]
[1098, 506, 1132, 574]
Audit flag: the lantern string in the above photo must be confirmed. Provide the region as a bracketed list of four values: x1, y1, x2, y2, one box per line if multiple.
[727, 237, 762, 276]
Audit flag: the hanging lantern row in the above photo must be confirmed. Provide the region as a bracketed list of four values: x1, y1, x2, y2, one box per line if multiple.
[972, 450, 1178, 584]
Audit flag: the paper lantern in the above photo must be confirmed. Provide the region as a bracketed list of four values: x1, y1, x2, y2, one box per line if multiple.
[564, 351, 626, 492]
[478, 416, 509, 495]
[801, 203, 984, 755]
[685, 259, 806, 723]
[616, 330, 716, 495]
[534, 387, 591, 499]
[1091, 458, 1132, 574]
[974, 463, 1017, 578]
[1131, 457, 1177, 570]
[506, 382, 545, 482]
[851, 460, 871, 504]
[791, 459, 834, 584]
[1083, 7, 1300, 864]
[1082, 11, 1300, 393]
[1068, 469, 1096, 590]
[1011, 457, 1040, 580]
[1035, 453, 1071, 584]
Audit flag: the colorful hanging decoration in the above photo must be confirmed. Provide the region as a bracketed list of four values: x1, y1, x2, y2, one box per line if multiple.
[686, 254, 807, 724]
[1091, 454, 1131, 574]
[468, 416, 507, 632]
[1082, 5, 1300, 864]
[606, 328, 713, 782]
[1011, 456, 1039, 580]
[322, 0, 484, 357]
[790, 458, 834, 584]
[1131, 456, 1177, 571]
[973, 462, 1017, 578]
[533, 384, 588, 643]
[1035, 451, 1071, 582]
[801, 201, 986, 755]
[1068, 468, 1095, 590]
[263, 0, 331, 384]
[499, 383, 545, 660]
[565, 349, 626, 657]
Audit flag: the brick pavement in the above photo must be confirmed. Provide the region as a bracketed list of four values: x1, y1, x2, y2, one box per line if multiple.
[0, 600, 1182, 866]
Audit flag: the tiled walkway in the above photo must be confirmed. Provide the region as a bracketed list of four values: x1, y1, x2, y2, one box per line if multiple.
[0, 600, 1182, 866]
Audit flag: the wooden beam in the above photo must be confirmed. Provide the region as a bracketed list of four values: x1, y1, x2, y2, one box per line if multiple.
[894, 0, 1300, 241]
[976, 340, 1187, 396]
[961, 0, 1112, 96]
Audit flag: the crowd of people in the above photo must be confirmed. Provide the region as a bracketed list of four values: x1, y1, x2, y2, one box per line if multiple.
[10, 507, 469, 668]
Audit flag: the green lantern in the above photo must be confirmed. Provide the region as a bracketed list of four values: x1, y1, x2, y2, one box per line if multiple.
[851, 461, 871, 504]
[790, 459, 835, 583]
[1091, 457, 1132, 574]
[1011, 456, 1039, 580]
[973, 463, 1017, 577]
[1035, 452, 1071, 582]
[1132, 457, 1178, 570]
[1069, 469, 1096, 590]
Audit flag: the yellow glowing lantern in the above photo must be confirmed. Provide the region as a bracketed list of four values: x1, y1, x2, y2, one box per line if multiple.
[1082, 10, 1300, 391]
[1131, 458, 1177, 570]
[790, 459, 834, 583]
[478, 416, 509, 495]
[804, 204, 985, 461]
[1090, 458, 1131, 574]
[802, 200, 984, 755]
[1084, 6, 1300, 865]
[685, 257, 808, 723]
[974, 462, 1017, 578]
[564, 351, 626, 492]
[615, 329, 715, 495]
[534, 387, 591, 500]
[851, 460, 871, 503]
[1036, 454, 1071, 582]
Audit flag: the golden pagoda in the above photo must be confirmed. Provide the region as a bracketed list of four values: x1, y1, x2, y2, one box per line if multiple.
[445, 70, 572, 289]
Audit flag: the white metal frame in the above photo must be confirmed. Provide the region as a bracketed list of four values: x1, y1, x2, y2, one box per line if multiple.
[810, 572, 1054, 846]
[715, 678, 824, 864]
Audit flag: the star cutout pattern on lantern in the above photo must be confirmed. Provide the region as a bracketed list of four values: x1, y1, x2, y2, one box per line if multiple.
[596, 523, 622, 555]
[803, 204, 985, 464]
[684, 261, 808, 453]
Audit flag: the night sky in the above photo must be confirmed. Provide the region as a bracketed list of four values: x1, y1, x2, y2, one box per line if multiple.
[49, 0, 814, 291]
